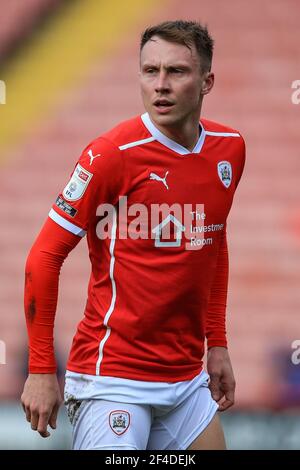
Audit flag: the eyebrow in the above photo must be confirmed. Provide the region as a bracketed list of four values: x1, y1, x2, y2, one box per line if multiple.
[142, 63, 191, 70]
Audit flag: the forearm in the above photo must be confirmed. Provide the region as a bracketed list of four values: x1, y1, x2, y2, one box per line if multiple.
[24, 218, 80, 373]
[206, 228, 229, 349]
[25, 246, 60, 373]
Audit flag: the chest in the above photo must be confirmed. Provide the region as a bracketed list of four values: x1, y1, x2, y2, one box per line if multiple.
[125, 146, 237, 223]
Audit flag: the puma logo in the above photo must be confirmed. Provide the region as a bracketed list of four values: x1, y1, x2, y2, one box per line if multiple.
[88, 149, 101, 166]
[149, 171, 169, 190]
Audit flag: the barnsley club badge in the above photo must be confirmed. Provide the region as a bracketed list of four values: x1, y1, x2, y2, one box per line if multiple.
[217, 161, 232, 188]
[109, 410, 130, 435]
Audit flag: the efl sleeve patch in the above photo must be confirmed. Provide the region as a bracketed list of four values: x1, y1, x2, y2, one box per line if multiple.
[63, 164, 93, 201]
[55, 196, 77, 217]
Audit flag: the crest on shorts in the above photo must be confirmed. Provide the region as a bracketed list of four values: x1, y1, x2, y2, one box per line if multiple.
[109, 410, 130, 435]
[217, 161, 232, 188]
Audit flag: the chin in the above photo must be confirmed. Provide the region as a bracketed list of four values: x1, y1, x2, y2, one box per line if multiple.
[149, 110, 179, 127]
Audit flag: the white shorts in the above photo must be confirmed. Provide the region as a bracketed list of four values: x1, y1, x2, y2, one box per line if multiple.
[66, 381, 218, 450]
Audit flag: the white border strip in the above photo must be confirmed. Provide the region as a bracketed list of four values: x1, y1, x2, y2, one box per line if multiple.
[205, 131, 240, 137]
[48, 208, 86, 237]
[141, 112, 206, 155]
[119, 136, 155, 150]
[96, 206, 118, 375]
[193, 122, 206, 153]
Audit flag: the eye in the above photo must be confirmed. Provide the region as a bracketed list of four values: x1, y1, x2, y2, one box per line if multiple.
[144, 68, 157, 74]
[169, 68, 183, 74]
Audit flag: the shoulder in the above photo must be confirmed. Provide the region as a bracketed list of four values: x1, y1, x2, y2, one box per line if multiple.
[102, 115, 151, 150]
[75, 115, 148, 178]
[79, 115, 150, 164]
[202, 117, 246, 159]
[201, 118, 243, 137]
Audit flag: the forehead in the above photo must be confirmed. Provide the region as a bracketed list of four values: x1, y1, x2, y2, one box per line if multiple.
[140, 36, 200, 67]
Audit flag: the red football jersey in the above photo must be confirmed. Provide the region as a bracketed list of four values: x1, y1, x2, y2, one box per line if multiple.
[49, 113, 245, 381]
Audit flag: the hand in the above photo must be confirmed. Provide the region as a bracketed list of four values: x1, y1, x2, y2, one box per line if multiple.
[207, 346, 236, 412]
[21, 374, 62, 438]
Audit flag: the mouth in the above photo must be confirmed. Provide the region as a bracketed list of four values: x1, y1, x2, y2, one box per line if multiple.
[153, 99, 175, 114]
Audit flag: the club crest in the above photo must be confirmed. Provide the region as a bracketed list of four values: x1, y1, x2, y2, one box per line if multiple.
[217, 161, 232, 188]
[109, 410, 130, 435]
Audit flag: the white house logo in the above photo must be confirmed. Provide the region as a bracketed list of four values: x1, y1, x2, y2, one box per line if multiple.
[109, 410, 130, 435]
[217, 161, 232, 188]
[152, 214, 185, 247]
[149, 171, 169, 190]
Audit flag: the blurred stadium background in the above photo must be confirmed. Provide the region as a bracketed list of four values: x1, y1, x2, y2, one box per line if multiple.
[0, 0, 299, 449]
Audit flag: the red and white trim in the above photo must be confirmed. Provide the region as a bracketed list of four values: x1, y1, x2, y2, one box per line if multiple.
[141, 112, 206, 156]
[48, 208, 86, 237]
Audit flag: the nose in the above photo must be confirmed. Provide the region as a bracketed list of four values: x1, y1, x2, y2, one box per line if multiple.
[155, 70, 170, 93]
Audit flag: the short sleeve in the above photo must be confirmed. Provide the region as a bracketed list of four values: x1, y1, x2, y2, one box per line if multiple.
[49, 137, 125, 237]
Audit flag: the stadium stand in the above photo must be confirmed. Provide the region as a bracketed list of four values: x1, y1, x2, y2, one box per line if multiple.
[0, 0, 63, 63]
[0, 0, 299, 418]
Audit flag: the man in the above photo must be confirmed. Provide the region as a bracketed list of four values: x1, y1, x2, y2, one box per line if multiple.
[21, 20, 245, 450]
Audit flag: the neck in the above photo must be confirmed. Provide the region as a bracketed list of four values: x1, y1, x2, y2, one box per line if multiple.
[150, 115, 201, 152]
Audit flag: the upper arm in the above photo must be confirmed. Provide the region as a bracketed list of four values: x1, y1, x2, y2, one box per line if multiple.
[49, 138, 125, 239]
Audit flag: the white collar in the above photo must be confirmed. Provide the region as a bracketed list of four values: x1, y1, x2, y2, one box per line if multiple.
[141, 112, 206, 156]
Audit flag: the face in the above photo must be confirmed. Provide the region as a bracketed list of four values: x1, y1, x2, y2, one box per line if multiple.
[140, 36, 214, 131]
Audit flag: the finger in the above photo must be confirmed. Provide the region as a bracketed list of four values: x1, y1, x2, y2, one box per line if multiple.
[21, 399, 30, 421]
[49, 403, 59, 430]
[209, 375, 223, 402]
[25, 406, 31, 423]
[30, 409, 39, 431]
[218, 389, 235, 411]
[218, 398, 234, 411]
[210, 384, 223, 402]
[21, 402, 31, 422]
[37, 411, 51, 438]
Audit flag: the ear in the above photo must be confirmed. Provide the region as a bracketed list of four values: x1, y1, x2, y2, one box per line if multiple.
[201, 72, 214, 95]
